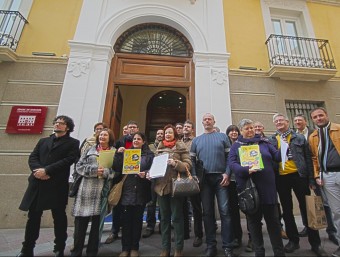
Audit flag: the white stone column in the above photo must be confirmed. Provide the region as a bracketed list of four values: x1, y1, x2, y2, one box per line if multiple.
[193, 52, 232, 135]
[57, 41, 114, 140]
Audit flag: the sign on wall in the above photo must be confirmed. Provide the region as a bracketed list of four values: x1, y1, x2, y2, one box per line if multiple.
[5, 106, 48, 134]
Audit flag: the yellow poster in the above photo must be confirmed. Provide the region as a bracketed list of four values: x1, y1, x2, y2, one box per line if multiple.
[123, 149, 141, 174]
[98, 149, 116, 168]
[238, 145, 264, 170]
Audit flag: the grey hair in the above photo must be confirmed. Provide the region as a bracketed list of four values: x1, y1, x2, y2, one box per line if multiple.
[273, 113, 288, 122]
[238, 119, 253, 130]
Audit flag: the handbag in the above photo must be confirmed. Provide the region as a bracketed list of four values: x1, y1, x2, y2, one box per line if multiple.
[172, 166, 200, 197]
[306, 194, 328, 230]
[237, 177, 259, 215]
[108, 175, 127, 207]
[69, 172, 83, 197]
[195, 159, 205, 188]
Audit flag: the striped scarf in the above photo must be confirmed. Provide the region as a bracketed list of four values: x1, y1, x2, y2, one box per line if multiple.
[317, 122, 331, 174]
[277, 129, 293, 160]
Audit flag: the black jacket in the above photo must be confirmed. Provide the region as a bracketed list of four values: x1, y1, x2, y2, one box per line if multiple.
[19, 134, 80, 211]
[113, 147, 154, 205]
[268, 131, 315, 185]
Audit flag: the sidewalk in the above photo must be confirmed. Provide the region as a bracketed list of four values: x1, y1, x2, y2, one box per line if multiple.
[0, 216, 337, 256]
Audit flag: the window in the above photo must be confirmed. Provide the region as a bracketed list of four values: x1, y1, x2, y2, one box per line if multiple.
[114, 23, 193, 57]
[285, 100, 324, 129]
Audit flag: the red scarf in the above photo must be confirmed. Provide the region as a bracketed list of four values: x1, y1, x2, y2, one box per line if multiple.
[96, 144, 110, 151]
[163, 139, 177, 148]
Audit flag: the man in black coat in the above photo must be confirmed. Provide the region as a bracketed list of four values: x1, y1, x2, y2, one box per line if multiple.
[17, 115, 80, 257]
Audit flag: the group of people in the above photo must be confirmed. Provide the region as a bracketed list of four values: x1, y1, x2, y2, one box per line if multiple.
[16, 107, 340, 257]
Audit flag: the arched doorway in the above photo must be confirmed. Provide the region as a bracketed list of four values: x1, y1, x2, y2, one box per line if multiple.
[103, 23, 195, 140]
[146, 90, 186, 142]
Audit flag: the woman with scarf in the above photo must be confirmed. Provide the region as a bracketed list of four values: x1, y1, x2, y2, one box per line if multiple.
[113, 132, 154, 257]
[154, 124, 192, 257]
[228, 119, 285, 257]
[71, 128, 115, 257]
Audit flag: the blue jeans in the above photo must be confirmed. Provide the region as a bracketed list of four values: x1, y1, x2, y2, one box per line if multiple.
[200, 173, 233, 250]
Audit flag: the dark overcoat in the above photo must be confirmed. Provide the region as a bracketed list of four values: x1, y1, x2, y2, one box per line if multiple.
[19, 134, 80, 211]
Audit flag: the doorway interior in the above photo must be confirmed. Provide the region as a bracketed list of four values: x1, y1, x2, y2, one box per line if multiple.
[146, 90, 186, 142]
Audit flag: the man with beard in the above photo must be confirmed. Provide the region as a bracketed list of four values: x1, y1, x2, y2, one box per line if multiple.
[17, 115, 80, 257]
[309, 107, 340, 257]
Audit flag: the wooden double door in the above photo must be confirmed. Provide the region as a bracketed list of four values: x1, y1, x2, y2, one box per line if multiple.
[103, 53, 195, 140]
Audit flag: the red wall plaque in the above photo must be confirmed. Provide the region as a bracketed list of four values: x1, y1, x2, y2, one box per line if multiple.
[5, 106, 48, 134]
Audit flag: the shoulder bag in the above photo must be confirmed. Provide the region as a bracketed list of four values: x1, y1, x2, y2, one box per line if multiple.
[108, 175, 127, 207]
[238, 177, 259, 215]
[69, 172, 82, 197]
[172, 166, 200, 197]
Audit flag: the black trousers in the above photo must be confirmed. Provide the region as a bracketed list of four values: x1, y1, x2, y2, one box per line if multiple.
[247, 204, 285, 257]
[72, 215, 100, 256]
[110, 203, 122, 234]
[22, 205, 67, 253]
[189, 192, 203, 238]
[277, 172, 321, 248]
[121, 205, 145, 251]
[145, 188, 160, 230]
[228, 181, 243, 241]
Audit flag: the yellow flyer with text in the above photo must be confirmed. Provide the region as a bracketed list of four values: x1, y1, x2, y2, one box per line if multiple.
[123, 149, 141, 174]
[238, 145, 264, 170]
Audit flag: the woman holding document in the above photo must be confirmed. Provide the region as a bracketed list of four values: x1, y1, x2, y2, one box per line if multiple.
[228, 119, 285, 257]
[71, 128, 115, 257]
[154, 124, 192, 257]
[113, 132, 154, 257]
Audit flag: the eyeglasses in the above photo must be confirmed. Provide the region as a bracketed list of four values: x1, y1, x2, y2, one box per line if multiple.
[274, 119, 286, 124]
[95, 127, 104, 131]
[53, 121, 66, 125]
[128, 126, 138, 129]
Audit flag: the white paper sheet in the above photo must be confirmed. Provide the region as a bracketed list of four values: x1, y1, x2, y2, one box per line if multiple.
[149, 153, 169, 178]
[280, 137, 289, 170]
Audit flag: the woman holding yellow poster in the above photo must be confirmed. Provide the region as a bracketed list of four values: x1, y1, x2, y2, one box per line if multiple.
[113, 132, 154, 257]
[229, 119, 284, 257]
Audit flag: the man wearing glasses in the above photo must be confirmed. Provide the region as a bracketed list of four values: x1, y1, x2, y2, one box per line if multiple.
[17, 115, 80, 257]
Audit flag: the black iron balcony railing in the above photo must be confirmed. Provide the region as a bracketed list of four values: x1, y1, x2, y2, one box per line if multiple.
[265, 34, 336, 69]
[0, 10, 28, 51]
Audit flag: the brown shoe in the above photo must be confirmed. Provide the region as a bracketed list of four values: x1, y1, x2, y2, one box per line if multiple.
[130, 250, 139, 257]
[105, 233, 119, 244]
[174, 250, 183, 257]
[119, 251, 130, 257]
[281, 229, 288, 240]
[160, 250, 170, 257]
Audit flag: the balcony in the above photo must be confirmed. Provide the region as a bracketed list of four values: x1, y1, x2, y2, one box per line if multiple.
[265, 34, 337, 81]
[0, 10, 28, 61]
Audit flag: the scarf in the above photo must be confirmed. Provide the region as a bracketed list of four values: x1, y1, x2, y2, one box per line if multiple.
[277, 129, 293, 160]
[163, 139, 177, 148]
[317, 122, 331, 174]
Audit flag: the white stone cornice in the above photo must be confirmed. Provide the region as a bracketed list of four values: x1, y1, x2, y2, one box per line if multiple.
[68, 40, 114, 62]
[193, 52, 230, 68]
[263, 0, 307, 9]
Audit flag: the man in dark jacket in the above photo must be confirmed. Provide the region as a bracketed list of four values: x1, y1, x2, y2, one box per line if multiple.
[17, 115, 80, 257]
[269, 113, 327, 257]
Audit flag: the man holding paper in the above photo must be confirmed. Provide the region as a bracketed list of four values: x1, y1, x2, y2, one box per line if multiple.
[269, 113, 327, 257]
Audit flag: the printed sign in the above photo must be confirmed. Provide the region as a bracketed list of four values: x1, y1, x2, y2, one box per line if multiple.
[6, 106, 48, 134]
[123, 149, 141, 174]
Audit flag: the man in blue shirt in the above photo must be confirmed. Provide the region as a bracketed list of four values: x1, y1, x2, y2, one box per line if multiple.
[190, 113, 233, 257]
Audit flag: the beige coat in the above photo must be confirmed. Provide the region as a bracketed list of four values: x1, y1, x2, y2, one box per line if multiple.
[154, 140, 192, 196]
